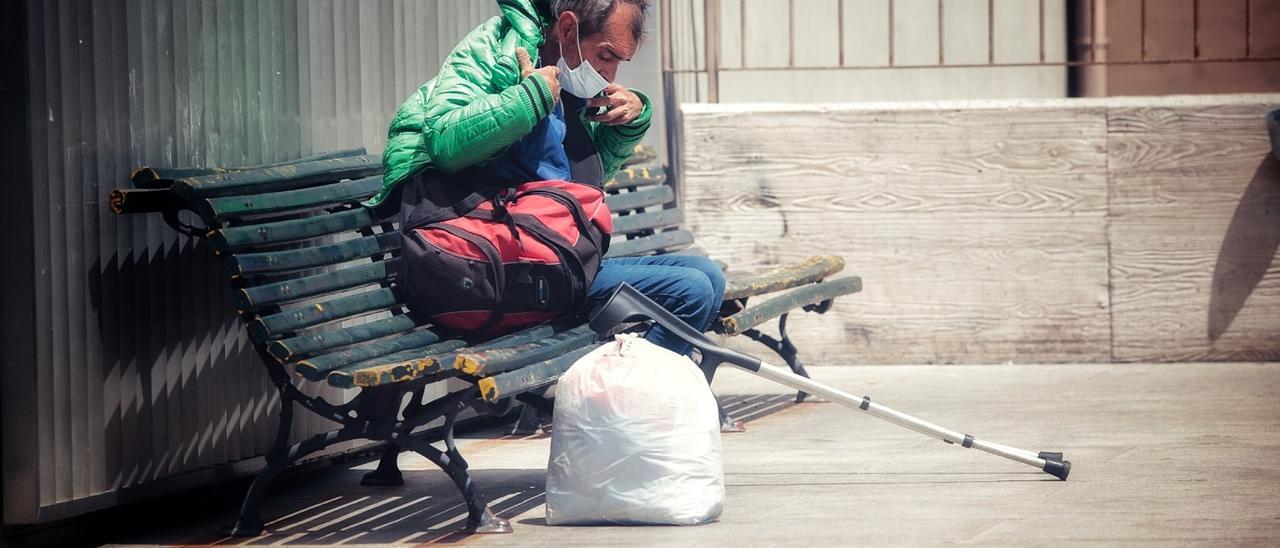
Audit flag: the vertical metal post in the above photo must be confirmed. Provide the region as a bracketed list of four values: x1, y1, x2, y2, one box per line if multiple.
[787, 0, 795, 68]
[1192, 0, 1199, 59]
[706, 0, 721, 102]
[1040, 0, 1046, 63]
[1139, 0, 1146, 61]
[939, 0, 946, 65]
[1086, 0, 1108, 96]
[660, 0, 683, 208]
[889, 0, 896, 66]
[838, 0, 846, 66]
[661, 0, 672, 73]
[1245, 0, 1252, 58]
[987, 0, 994, 64]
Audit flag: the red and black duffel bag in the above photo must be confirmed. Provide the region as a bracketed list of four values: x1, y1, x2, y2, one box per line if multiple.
[399, 179, 611, 335]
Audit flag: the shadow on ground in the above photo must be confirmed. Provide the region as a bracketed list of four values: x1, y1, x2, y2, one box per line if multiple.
[188, 469, 547, 546]
[191, 395, 805, 544]
[720, 393, 813, 425]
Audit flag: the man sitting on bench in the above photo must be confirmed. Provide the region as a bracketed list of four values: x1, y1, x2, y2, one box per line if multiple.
[371, 0, 724, 354]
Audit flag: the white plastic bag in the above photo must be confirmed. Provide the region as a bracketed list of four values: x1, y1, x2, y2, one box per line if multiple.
[545, 334, 724, 526]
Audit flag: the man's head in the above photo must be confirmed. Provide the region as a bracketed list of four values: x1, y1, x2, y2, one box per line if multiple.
[547, 0, 649, 83]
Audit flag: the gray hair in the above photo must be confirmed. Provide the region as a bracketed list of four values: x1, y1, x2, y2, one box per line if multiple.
[549, 0, 649, 43]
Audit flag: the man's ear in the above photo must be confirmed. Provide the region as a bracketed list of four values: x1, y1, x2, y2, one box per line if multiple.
[554, 11, 578, 47]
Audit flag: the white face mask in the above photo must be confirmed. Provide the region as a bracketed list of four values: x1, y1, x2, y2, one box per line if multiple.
[556, 22, 610, 99]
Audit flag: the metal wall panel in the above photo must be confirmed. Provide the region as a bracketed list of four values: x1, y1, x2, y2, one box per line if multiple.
[4, 0, 504, 525]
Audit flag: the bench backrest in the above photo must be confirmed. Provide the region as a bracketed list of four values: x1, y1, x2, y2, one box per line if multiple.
[147, 147, 684, 389]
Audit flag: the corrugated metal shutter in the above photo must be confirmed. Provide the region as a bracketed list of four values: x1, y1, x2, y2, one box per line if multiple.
[3, 0, 499, 525]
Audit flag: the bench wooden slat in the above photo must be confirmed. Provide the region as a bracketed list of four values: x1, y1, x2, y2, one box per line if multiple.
[603, 185, 674, 213]
[477, 344, 600, 402]
[236, 258, 401, 312]
[723, 255, 847, 301]
[716, 277, 863, 336]
[328, 322, 573, 388]
[195, 175, 382, 222]
[295, 328, 451, 380]
[131, 148, 369, 189]
[453, 325, 598, 376]
[249, 288, 400, 342]
[603, 165, 666, 191]
[323, 340, 469, 389]
[172, 155, 382, 200]
[609, 208, 684, 237]
[268, 313, 420, 363]
[212, 207, 383, 253]
[605, 229, 695, 258]
[228, 232, 398, 279]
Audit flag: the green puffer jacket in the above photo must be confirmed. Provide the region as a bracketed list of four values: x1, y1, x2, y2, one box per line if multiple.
[366, 0, 653, 208]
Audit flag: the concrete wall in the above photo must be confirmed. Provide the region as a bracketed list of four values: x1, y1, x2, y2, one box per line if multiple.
[681, 94, 1280, 364]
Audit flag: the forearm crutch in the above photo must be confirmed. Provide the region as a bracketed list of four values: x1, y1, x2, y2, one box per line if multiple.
[587, 283, 1071, 480]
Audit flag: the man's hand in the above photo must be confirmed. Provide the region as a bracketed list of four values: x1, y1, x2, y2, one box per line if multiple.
[517, 47, 560, 102]
[586, 83, 644, 126]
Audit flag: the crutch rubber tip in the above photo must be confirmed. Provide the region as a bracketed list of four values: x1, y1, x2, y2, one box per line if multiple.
[1042, 457, 1071, 480]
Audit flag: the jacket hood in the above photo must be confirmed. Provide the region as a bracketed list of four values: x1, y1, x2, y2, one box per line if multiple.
[499, 0, 552, 51]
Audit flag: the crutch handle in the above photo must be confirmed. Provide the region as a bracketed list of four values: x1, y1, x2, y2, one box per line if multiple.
[587, 282, 763, 371]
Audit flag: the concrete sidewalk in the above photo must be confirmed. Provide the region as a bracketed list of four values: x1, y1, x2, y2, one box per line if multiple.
[114, 363, 1280, 546]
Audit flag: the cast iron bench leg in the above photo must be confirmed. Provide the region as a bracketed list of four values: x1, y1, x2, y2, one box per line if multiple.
[362, 384, 423, 486]
[219, 394, 294, 537]
[361, 443, 406, 486]
[742, 313, 813, 403]
[221, 394, 361, 536]
[510, 389, 554, 435]
[394, 407, 512, 534]
[511, 406, 543, 435]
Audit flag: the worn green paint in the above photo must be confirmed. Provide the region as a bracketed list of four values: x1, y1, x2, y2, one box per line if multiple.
[478, 343, 599, 402]
[172, 154, 382, 200]
[605, 230, 695, 258]
[723, 255, 848, 301]
[227, 231, 398, 278]
[211, 207, 383, 253]
[454, 325, 598, 376]
[324, 340, 467, 387]
[326, 340, 470, 389]
[621, 144, 656, 167]
[603, 165, 666, 191]
[195, 175, 382, 223]
[235, 258, 401, 312]
[602, 185, 675, 213]
[294, 328, 451, 381]
[717, 277, 863, 336]
[249, 288, 399, 342]
[608, 208, 684, 237]
[268, 313, 421, 362]
[131, 148, 369, 189]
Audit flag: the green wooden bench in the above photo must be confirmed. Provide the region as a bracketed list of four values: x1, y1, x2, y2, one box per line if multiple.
[109, 146, 861, 536]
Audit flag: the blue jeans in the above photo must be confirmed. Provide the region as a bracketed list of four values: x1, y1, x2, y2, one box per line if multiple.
[585, 254, 727, 356]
